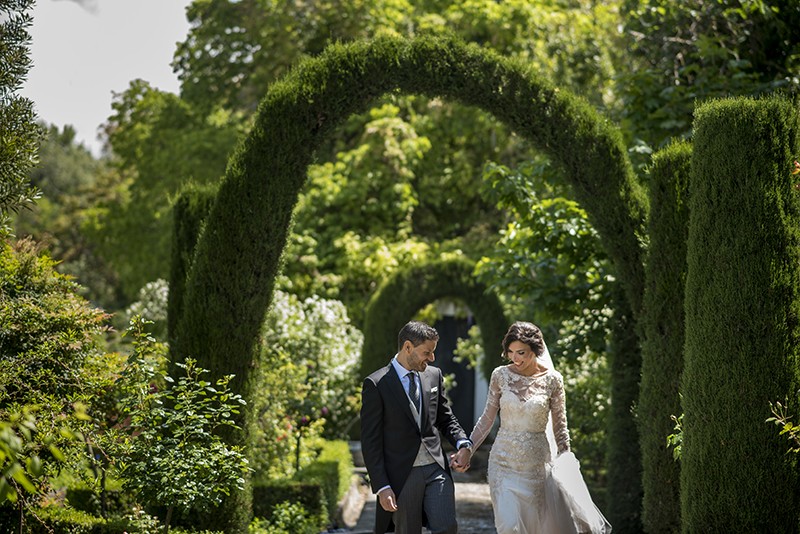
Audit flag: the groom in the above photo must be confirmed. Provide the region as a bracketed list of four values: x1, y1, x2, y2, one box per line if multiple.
[360, 321, 473, 534]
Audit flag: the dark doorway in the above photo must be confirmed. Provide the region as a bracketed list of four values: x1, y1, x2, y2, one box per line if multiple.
[433, 315, 475, 430]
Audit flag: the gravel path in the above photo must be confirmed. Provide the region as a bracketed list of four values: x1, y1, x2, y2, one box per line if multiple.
[347, 448, 497, 533]
[452, 482, 496, 533]
[348, 481, 495, 533]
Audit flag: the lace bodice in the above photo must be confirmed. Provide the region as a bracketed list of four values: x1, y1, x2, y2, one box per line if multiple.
[470, 365, 571, 530]
[470, 365, 570, 456]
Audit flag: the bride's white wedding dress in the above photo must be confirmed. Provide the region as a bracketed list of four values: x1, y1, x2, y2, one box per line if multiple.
[470, 365, 570, 534]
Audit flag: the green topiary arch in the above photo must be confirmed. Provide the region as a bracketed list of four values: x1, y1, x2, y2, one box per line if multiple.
[360, 257, 508, 382]
[173, 34, 648, 532]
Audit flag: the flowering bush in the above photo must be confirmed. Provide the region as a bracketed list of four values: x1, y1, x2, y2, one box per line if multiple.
[253, 291, 362, 479]
[124, 278, 169, 340]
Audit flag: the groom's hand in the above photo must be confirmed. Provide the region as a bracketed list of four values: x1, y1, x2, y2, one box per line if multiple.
[378, 487, 398, 512]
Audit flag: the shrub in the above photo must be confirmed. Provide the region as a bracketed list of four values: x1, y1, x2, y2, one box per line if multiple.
[23, 504, 225, 533]
[112, 317, 251, 531]
[124, 279, 169, 341]
[252, 481, 326, 530]
[0, 238, 108, 525]
[250, 502, 318, 534]
[26, 505, 104, 534]
[65, 488, 133, 518]
[0, 238, 108, 406]
[294, 440, 353, 525]
[253, 291, 362, 480]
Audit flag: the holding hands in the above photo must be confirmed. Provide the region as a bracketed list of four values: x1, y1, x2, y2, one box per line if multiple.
[449, 446, 472, 472]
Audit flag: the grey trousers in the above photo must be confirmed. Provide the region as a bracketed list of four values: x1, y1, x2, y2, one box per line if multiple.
[393, 462, 458, 534]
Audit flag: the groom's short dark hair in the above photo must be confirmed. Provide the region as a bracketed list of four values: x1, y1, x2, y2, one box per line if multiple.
[397, 321, 439, 352]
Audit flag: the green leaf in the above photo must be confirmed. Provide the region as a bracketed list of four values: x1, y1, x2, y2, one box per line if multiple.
[0, 478, 18, 504]
[26, 456, 43, 478]
[48, 444, 66, 462]
[9, 463, 37, 493]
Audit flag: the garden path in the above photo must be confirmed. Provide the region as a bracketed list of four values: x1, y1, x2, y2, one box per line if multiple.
[345, 446, 496, 533]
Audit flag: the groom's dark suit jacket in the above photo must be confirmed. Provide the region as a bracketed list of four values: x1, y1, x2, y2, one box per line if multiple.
[360, 361, 467, 533]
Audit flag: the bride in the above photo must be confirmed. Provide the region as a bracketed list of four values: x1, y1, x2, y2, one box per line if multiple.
[466, 321, 611, 534]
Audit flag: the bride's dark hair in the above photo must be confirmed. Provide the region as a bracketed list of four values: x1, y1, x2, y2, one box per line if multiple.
[501, 321, 545, 358]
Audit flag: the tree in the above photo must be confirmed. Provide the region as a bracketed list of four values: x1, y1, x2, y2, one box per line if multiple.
[89, 80, 243, 299]
[618, 0, 800, 152]
[174, 0, 621, 114]
[13, 124, 123, 309]
[174, 0, 414, 113]
[0, 0, 41, 238]
[94, 0, 626, 313]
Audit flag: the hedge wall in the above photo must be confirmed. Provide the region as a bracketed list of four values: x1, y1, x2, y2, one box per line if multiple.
[167, 182, 217, 351]
[172, 34, 648, 531]
[252, 440, 354, 530]
[252, 481, 327, 530]
[682, 96, 800, 531]
[639, 141, 691, 534]
[294, 440, 354, 526]
[605, 283, 643, 533]
[360, 256, 507, 382]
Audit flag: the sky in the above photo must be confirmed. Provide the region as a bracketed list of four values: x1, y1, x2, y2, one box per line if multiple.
[24, 0, 193, 156]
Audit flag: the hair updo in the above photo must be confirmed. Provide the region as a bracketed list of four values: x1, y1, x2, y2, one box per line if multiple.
[501, 321, 545, 359]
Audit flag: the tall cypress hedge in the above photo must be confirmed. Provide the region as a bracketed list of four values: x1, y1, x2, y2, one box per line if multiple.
[682, 96, 800, 531]
[168, 183, 217, 351]
[360, 256, 507, 382]
[639, 141, 691, 534]
[172, 35, 648, 531]
[606, 284, 643, 533]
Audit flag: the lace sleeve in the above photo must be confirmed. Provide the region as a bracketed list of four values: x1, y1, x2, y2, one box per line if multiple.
[469, 368, 502, 452]
[550, 372, 571, 454]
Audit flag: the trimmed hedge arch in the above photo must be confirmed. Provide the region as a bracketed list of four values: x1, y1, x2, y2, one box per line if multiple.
[172, 35, 648, 531]
[167, 182, 217, 352]
[360, 257, 507, 382]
